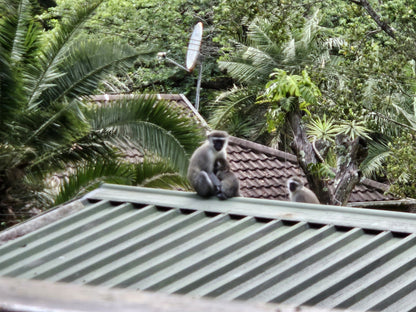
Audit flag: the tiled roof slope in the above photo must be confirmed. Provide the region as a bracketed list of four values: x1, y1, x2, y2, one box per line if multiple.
[1, 185, 416, 311]
[227, 137, 397, 205]
[91, 94, 401, 207]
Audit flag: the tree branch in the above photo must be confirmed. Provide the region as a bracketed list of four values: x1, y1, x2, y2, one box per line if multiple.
[349, 0, 396, 39]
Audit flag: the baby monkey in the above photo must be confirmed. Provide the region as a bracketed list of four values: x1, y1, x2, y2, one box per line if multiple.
[187, 130, 239, 199]
[214, 157, 240, 200]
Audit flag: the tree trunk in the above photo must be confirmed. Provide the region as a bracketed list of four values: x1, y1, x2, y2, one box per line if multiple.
[287, 110, 368, 206]
[287, 110, 334, 204]
[333, 135, 368, 205]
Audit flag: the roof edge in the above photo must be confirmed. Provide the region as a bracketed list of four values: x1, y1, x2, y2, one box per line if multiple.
[0, 277, 337, 312]
[0, 200, 86, 245]
[349, 199, 416, 208]
[228, 136, 298, 162]
[360, 178, 389, 192]
[178, 93, 209, 128]
[85, 184, 416, 234]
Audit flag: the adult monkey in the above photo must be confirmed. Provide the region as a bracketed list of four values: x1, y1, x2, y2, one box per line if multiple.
[287, 177, 320, 204]
[187, 130, 239, 199]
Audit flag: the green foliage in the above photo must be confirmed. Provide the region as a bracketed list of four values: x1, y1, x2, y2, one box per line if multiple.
[338, 120, 372, 141]
[259, 69, 321, 132]
[53, 160, 135, 205]
[386, 135, 416, 198]
[87, 96, 203, 175]
[207, 86, 266, 140]
[134, 157, 190, 190]
[261, 69, 321, 105]
[4, 0, 416, 222]
[211, 11, 337, 144]
[361, 139, 391, 178]
[44, 0, 222, 102]
[0, 0, 203, 229]
[307, 162, 336, 180]
[307, 115, 340, 143]
[54, 155, 192, 206]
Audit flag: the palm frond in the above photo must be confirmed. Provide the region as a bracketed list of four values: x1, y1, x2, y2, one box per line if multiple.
[209, 86, 258, 128]
[87, 96, 203, 175]
[28, 128, 117, 177]
[43, 38, 143, 103]
[9, 0, 32, 64]
[0, 0, 38, 123]
[54, 160, 134, 205]
[299, 10, 321, 48]
[361, 139, 391, 178]
[218, 22, 279, 85]
[219, 59, 268, 85]
[135, 157, 190, 190]
[282, 38, 296, 61]
[247, 18, 281, 55]
[25, 0, 104, 110]
[393, 102, 416, 130]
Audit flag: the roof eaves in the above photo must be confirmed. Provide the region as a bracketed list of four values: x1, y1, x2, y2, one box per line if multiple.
[0, 200, 86, 245]
[0, 276, 342, 312]
[359, 178, 389, 192]
[177, 93, 209, 128]
[85, 184, 416, 234]
[348, 199, 416, 209]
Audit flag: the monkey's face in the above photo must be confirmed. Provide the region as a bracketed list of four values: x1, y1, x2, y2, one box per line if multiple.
[289, 181, 300, 192]
[212, 138, 226, 152]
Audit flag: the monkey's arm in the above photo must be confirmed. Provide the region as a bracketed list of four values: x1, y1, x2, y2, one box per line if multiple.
[208, 172, 222, 191]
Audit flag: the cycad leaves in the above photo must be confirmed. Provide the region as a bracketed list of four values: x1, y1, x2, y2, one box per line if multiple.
[0, 0, 203, 215]
[53, 161, 134, 205]
[25, 0, 104, 110]
[44, 39, 139, 104]
[88, 96, 203, 175]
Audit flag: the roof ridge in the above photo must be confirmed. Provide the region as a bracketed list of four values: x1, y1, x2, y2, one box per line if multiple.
[360, 178, 389, 192]
[228, 136, 395, 195]
[228, 136, 297, 163]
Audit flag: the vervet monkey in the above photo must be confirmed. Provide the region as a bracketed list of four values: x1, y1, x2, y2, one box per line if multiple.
[214, 157, 240, 200]
[287, 177, 320, 204]
[187, 130, 238, 199]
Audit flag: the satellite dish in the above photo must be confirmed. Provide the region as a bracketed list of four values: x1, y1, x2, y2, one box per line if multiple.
[157, 22, 204, 110]
[186, 22, 203, 72]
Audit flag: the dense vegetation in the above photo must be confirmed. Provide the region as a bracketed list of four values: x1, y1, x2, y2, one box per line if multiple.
[1, 0, 416, 226]
[55, 0, 415, 197]
[0, 0, 203, 229]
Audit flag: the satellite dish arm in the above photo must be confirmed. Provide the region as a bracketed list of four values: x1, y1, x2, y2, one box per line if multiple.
[157, 52, 190, 72]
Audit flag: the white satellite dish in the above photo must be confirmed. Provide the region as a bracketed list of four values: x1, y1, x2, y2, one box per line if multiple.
[186, 22, 203, 73]
[157, 22, 204, 110]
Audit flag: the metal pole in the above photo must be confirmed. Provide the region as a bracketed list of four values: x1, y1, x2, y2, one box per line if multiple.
[195, 62, 203, 111]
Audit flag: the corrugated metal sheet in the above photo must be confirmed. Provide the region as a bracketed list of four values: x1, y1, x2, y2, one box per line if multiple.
[1, 184, 416, 312]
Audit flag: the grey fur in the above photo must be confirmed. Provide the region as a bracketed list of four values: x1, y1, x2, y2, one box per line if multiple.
[287, 177, 320, 204]
[187, 131, 239, 199]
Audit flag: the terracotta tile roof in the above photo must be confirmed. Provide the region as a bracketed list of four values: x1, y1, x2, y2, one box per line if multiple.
[91, 94, 402, 207]
[227, 136, 397, 204]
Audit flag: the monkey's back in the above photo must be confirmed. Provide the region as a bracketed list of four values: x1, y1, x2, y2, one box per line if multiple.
[291, 187, 320, 204]
[187, 143, 216, 182]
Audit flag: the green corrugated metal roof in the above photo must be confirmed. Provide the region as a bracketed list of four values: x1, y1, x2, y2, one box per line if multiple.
[1, 184, 416, 312]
